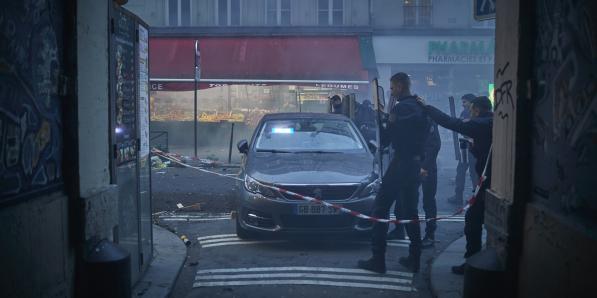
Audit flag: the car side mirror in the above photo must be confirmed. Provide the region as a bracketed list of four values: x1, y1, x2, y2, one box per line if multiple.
[368, 140, 378, 154]
[237, 139, 249, 154]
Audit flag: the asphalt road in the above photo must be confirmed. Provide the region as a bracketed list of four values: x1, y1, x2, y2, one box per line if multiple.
[151, 164, 471, 298]
[152, 166, 241, 214]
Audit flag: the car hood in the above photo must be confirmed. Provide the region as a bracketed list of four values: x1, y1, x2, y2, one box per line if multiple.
[246, 152, 375, 185]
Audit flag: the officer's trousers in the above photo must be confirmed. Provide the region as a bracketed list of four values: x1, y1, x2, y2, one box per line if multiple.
[455, 151, 479, 199]
[464, 187, 485, 258]
[392, 165, 437, 238]
[372, 158, 421, 258]
[422, 167, 437, 237]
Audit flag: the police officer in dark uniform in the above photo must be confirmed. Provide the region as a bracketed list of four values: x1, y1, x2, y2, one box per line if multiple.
[355, 100, 377, 143]
[447, 94, 479, 205]
[417, 95, 493, 274]
[330, 95, 343, 114]
[420, 120, 441, 245]
[358, 73, 430, 273]
[388, 119, 441, 249]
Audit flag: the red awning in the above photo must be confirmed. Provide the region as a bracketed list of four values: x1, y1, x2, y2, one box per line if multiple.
[149, 36, 369, 91]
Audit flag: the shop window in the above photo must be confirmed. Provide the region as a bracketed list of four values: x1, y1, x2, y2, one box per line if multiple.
[318, 0, 344, 26]
[266, 0, 291, 26]
[231, 0, 241, 25]
[403, 0, 432, 27]
[217, 0, 241, 26]
[166, 0, 191, 26]
[281, 0, 290, 25]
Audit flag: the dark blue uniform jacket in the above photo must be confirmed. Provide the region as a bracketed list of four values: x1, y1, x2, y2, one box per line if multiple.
[424, 105, 493, 182]
[381, 96, 430, 161]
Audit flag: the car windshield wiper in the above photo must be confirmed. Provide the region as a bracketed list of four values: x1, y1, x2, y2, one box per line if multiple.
[294, 150, 343, 154]
[256, 149, 293, 153]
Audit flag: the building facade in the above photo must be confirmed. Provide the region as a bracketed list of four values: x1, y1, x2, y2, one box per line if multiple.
[124, 0, 494, 162]
[125, 0, 371, 27]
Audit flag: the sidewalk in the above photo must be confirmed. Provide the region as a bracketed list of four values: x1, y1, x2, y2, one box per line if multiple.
[133, 224, 187, 298]
[430, 236, 466, 298]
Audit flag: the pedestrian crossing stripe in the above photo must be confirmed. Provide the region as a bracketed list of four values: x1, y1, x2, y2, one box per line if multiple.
[196, 266, 413, 277]
[197, 273, 412, 284]
[193, 279, 415, 292]
[202, 240, 286, 248]
[197, 234, 237, 241]
[197, 235, 410, 248]
[158, 212, 232, 222]
[193, 266, 415, 292]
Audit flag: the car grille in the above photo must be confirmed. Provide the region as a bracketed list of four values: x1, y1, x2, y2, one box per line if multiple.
[278, 185, 359, 201]
[280, 215, 355, 229]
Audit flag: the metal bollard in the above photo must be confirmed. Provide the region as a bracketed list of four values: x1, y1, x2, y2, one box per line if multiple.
[463, 248, 505, 298]
[85, 240, 131, 298]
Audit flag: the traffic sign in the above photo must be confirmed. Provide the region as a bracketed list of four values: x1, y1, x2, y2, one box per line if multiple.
[474, 0, 496, 21]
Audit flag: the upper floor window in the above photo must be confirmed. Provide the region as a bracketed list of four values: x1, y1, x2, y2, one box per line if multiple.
[403, 0, 432, 27]
[217, 0, 241, 26]
[266, 0, 291, 26]
[318, 0, 344, 26]
[166, 0, 191, 26]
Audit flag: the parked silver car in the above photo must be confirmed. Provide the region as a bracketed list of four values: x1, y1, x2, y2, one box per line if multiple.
[235, 113, 380, 239]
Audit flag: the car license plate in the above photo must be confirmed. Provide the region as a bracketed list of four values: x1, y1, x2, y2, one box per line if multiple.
[296, 204, 340, 215]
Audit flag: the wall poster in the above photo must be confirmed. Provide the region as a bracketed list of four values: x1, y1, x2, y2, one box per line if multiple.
[113, 7, 137, 165]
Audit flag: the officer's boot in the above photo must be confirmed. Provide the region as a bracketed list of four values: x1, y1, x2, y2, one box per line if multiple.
[398, 255, 420, 273]
[357, 254, 386, 274]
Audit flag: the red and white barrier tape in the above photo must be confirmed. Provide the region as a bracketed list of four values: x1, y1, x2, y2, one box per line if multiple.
[152, 147, 491, 225]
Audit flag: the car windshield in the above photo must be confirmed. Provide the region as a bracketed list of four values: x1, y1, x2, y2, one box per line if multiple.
[255, 118, 366, 153]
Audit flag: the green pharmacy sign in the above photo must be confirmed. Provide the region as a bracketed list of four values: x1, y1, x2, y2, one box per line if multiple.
[428, 40, 494, 64]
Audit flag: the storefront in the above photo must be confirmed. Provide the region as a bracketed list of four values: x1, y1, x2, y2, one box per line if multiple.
[149, 35, 376, 161]
[373, 35, 495, 110]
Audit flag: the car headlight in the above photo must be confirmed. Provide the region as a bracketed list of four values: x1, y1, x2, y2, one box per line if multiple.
[244, 175, 277, 198]
[359, 178, 381, 197]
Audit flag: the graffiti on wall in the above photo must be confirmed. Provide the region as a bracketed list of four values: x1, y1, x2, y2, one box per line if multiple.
[532, 0, 597, 217]
[0, 0, 63, 200]
[494, 61, 515, 120]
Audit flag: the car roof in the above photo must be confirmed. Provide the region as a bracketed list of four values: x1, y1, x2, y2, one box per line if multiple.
[261, 112, 350, 121]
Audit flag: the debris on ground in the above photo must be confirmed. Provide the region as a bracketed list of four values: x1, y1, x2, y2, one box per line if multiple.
[180, 235, 191, 246]
[199, 158, 218, 168]
[151, 156, 167, 169]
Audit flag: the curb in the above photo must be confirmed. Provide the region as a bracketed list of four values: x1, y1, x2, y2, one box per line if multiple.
[430, 235, 466, 298]
[133, 224, 187, 298]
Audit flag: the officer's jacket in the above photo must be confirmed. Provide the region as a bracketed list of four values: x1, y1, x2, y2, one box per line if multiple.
[424, 105, 493, 181]
[381, 96, 430, 161]
[422, 121, 441, 171]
